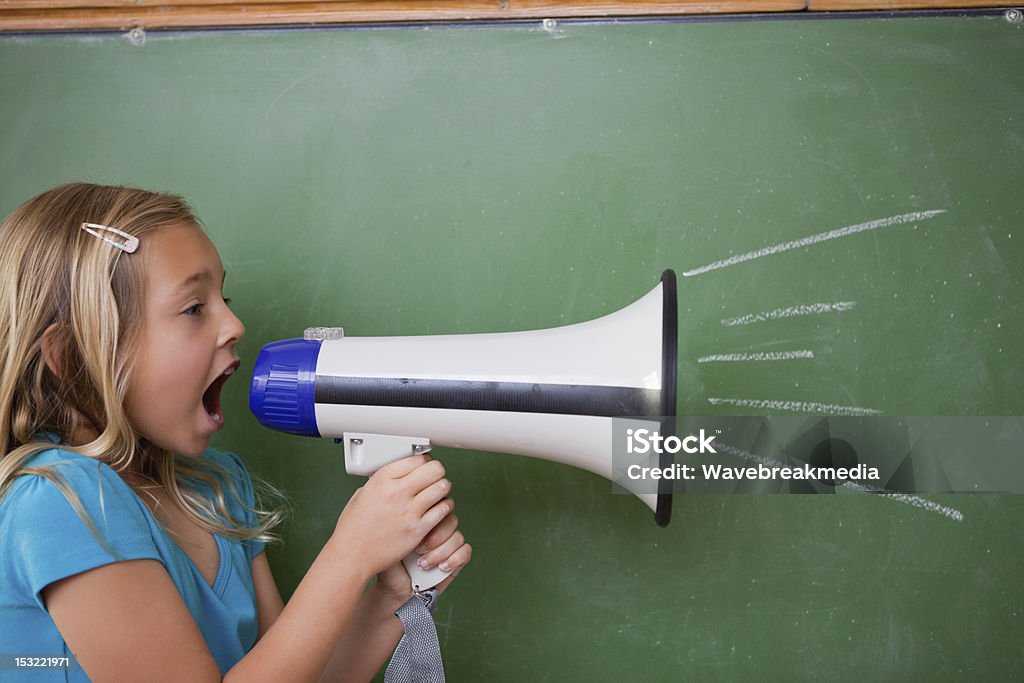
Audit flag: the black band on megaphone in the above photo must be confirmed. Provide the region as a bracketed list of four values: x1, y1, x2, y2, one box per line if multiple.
[656, 269, 678, 528]
[314, 376, 662, 418]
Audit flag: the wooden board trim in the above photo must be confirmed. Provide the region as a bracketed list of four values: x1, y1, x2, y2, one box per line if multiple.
[0, 1, 1019, 32]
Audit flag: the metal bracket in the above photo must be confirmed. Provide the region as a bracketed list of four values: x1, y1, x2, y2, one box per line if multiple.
[342, 432, 432, 476]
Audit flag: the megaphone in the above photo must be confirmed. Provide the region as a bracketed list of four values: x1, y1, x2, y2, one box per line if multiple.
[250, 270, 678, 589]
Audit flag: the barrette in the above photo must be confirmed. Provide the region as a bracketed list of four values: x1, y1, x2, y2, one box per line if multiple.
[80, 222, 139, 254]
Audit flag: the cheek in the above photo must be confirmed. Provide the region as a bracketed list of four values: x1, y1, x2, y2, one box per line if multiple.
[126, 332, 207, 415]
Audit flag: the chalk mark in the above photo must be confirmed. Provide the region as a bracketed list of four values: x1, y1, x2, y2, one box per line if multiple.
[264, 72, 316, 121]
[683, 210, 946, 277]
[708, 397, 883, 416]
[698, 351, 815, 363]
[715, 443, 964, 523]
[722, 301, 857, 327]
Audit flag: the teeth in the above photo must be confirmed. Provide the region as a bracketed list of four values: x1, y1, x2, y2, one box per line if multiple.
[223, 367, 235, 376]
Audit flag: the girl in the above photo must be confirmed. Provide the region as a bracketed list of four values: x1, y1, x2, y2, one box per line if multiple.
[0, 182, 471, 682]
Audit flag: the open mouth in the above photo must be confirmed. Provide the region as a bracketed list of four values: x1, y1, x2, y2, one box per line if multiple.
[203, 361, 239, 425]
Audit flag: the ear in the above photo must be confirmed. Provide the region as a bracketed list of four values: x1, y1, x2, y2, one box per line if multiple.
[41, 322, 66, 380]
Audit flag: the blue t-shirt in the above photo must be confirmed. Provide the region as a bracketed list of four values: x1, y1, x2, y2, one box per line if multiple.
[0, 441, 267, 681]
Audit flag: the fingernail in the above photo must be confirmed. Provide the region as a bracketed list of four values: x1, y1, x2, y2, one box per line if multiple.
[414, 545, 426, 554]
[440, 562, 451, 572]
[417, 558, 430, 569]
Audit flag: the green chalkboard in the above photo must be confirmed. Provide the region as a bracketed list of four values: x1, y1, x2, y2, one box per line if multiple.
[2, 12, 1022, 680]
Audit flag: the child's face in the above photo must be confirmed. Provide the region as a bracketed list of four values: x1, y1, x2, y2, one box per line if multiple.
[125, 224, 244, 457]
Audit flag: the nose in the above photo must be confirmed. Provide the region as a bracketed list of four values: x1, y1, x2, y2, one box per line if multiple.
[220, 304, 245, 347]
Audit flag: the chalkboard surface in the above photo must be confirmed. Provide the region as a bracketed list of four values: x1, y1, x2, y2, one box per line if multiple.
[2, 12, 1022, 680]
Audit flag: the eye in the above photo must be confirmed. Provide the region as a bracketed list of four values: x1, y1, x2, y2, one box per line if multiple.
[185, 303, 204, 317]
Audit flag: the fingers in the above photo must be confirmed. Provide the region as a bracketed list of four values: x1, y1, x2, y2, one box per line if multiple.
[401, 457, 447, 494]
[375, 453, 434, 479]
[415, 497, 454, 537]
[413, 474, 452, 516]
[443, 541, 472, 573]
[369, 456, 450, 516]
[354, 455, 462, 568]
[415, 521, 467, 572]
[414, 513, 458, 555]
[419, 535, 472, 574]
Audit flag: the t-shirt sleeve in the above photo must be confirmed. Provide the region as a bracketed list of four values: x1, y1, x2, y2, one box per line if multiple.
[2, 457, 162, 609]
[217, 451, 267, 561]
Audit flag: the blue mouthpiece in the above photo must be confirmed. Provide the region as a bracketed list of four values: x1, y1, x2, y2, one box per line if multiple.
[249, 338, 321, 437]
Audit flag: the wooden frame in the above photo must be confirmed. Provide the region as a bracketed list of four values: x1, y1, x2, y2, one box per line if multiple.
[0, 0, 1020, 32]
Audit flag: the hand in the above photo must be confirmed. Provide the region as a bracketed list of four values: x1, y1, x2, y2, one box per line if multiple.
[330, 454, 452, 579]
[374, 511, 473, 602]
[410, 510, 472, 595]
[374, 562, 414, 605]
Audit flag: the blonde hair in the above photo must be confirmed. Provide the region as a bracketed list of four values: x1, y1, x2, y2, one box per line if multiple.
[0, 182, 284, 548]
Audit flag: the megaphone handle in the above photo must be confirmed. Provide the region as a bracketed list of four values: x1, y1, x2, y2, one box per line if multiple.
[403, 552, 452, 592]
[339, 433, 453, 590]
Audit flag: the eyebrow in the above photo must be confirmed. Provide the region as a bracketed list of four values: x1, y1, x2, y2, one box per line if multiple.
[173, 269, 227, 296]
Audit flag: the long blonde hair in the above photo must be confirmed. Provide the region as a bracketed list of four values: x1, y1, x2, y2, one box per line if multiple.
[0, 182, 283, 547]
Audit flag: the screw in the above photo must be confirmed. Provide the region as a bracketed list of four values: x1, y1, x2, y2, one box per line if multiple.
[542, 18, 557, 31]
[1006, 9, 1023, 23]
[125, 27, 146, 46]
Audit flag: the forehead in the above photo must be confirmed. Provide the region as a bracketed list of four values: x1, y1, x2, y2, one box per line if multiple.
[141, 224, 223, 292]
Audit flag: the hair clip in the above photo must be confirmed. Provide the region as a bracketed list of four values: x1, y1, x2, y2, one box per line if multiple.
[80, 222, 139, 254]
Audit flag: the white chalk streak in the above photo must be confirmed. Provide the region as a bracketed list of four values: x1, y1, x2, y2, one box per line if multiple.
[683, 210, 946, 277]
[716, 443, 964, 522]
[708, 397, 883, 416]
[845, 483, 965, 523]
[722, 301, 857, 327]
[698, 351, 815, 363]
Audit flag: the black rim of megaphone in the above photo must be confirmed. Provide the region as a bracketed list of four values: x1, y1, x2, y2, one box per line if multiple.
[656, 269, 677, 528]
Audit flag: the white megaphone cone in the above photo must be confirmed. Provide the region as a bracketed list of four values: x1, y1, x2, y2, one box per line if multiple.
[250, 270, 678, 589]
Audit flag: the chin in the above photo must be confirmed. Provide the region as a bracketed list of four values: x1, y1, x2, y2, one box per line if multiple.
[178, 439, 210, 458]
[158, 434, 210, 458]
